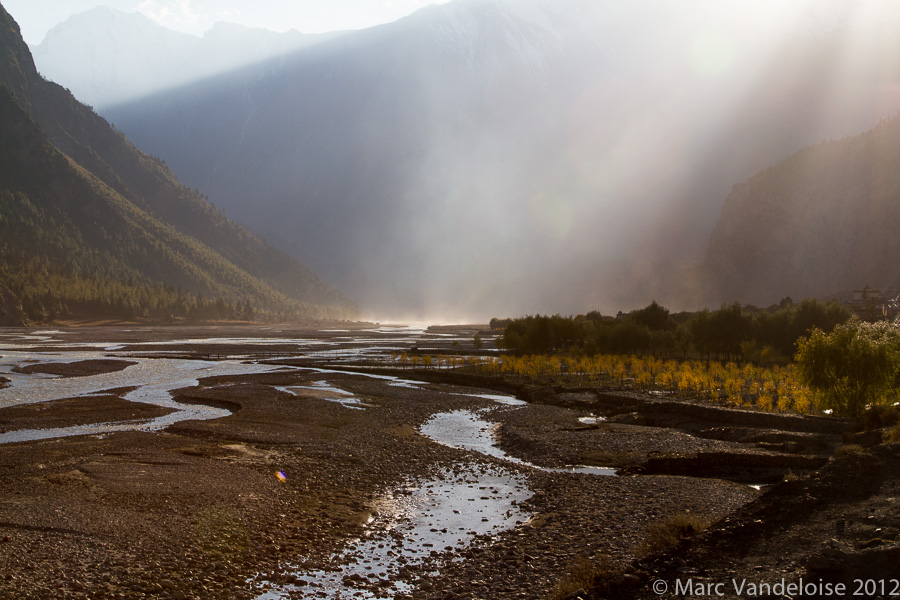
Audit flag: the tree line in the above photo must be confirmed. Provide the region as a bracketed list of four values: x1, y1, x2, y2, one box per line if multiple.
[496, 300, 900, 419]
[8, 269, 259, 323]
[496, 298, 852, 362]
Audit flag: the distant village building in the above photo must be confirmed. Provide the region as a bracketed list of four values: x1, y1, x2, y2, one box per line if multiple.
[844, 285, 900, 321]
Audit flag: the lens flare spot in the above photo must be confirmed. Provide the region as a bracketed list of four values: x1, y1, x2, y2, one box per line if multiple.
[275, 470, 287, 483]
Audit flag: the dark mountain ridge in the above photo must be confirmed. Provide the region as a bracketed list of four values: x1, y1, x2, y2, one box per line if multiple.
[704, 114, 900, 306]
[0, 3, 358, 324]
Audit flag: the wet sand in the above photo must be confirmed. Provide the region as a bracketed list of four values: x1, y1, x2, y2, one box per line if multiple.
[0, 394, 170, 432]
[11, 359, 137, 378]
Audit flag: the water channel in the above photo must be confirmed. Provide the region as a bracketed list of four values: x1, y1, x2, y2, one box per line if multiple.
[0, 328, 612, 598]
[0, 349, 287, 444]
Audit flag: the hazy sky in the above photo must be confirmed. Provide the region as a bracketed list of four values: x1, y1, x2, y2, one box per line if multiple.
[4, 0, 451, 44]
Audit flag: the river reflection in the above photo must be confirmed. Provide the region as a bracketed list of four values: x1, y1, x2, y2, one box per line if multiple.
[255, 465, 532, 600]
[0, 349, 285, 443]
[1, 327, 615, 598]
[422, 409, 618, 476]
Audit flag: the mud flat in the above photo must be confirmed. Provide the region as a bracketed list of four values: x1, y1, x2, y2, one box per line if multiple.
[11, 359, 137, 378]
[0, 326, 827, 599]
[0, 394, 171, 432]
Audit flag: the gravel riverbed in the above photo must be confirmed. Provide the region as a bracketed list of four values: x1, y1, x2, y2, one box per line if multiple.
[0, 326, 766, 599]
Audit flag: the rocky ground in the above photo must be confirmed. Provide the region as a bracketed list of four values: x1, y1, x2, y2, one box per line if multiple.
[589, 442, 900, 600]
[0, 326, 890, 600]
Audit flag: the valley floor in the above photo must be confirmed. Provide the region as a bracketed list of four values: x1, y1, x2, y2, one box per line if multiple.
[0, 326, 893, 600]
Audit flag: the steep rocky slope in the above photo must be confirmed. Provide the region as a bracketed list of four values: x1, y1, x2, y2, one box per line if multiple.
[705, 116, 900, 306]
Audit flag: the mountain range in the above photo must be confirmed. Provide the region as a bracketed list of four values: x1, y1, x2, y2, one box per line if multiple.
[30, 7, 342, 110]
[19, 0, 900, 318]
[0, 2, 358, 325]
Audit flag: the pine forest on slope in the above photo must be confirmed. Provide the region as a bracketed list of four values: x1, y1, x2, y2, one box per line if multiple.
[0, 2, 358, 325]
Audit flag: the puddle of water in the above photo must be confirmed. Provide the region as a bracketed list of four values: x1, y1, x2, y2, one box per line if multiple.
[421, 410, 617, 476]
[554, 464, 618, 475]
[305, 345, 411, 363]
[361, 325, 429, 335]
[420, 410, 514, 464]
[107, 337, 318, 348]
[255, 464, 531, 599]
[578, 415, 607, 425]
[454, 392, 525, 406]
[299, 367, 426, 390]
[275, 382, 369, 410]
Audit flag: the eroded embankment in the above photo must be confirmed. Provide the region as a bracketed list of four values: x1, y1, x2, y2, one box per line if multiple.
[464, 384, 849, 484]
[603, 443, 900, 600]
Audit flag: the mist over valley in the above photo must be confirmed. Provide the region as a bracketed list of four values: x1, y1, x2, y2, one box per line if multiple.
[29, 0, 900, 320]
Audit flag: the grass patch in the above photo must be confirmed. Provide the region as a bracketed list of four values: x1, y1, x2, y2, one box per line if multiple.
[884, 423, 900, 443]
[834, 443, 865, 457]
[783, 469, 801, 482]
[635, 512, 713, 556]
[544, 555, 622, 600]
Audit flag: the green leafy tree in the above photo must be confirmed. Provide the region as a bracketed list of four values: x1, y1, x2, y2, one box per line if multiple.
[795, 319, 900, 418]
[631, 300, 672, 331]
[708, 302, 753, 360]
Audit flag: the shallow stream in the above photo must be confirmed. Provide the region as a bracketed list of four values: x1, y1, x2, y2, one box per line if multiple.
[255, 465, 532, 599]
[0, 328, 610, 598]
[0, 351, 285, 444]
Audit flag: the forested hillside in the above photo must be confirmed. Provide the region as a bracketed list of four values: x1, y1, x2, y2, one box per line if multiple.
[705, 115, 900, 306]
[0, 3, 358, 324]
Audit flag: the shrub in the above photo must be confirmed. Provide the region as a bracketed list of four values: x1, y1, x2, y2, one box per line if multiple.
[544, 555, 622, 600]
[834, 443, 864, 457]
[636, 512, 713, 556]
[795, 320, 900, 418]
[884, 424, 900, 443]
[864, 403, 900, 430]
